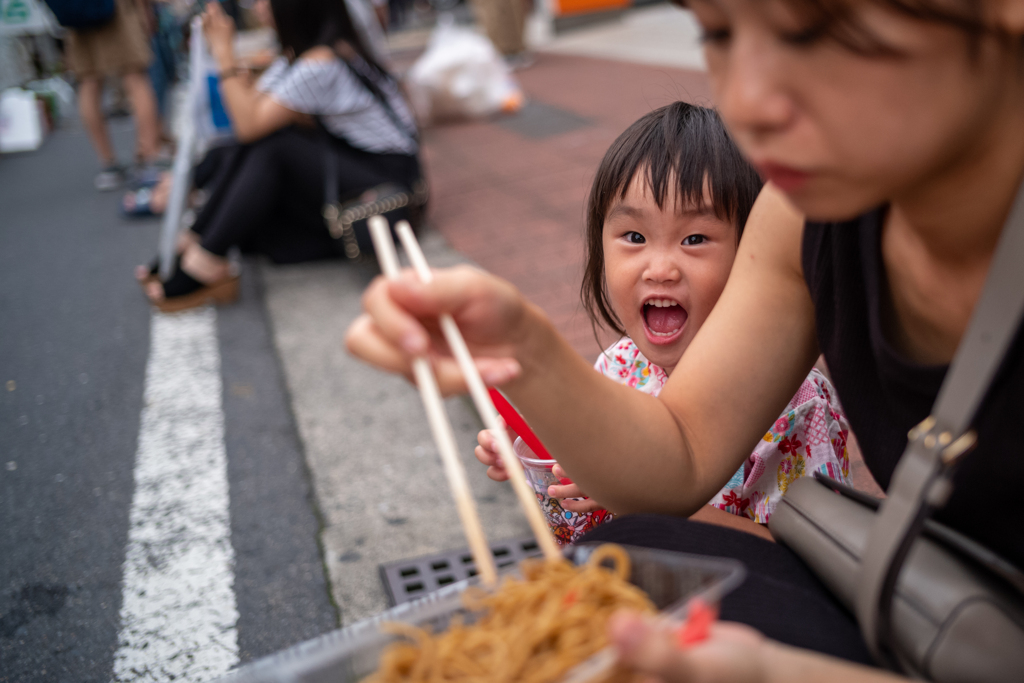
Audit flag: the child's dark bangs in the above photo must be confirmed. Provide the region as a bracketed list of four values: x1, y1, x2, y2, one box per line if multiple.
[615, 105, 714, 218]
[633, 104, 751, 229]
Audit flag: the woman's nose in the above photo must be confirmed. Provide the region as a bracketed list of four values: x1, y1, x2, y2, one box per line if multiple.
[713, 36, 795, 143]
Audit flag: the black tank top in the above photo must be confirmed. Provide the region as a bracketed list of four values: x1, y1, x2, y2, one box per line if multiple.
[803, 210, 1024, 570]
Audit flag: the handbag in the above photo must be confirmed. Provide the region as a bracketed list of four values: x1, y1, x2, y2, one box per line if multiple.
[44, 0, 115, 28]
[322, 178, 428, 261]
[768, 177, 1024, 683]
[320, 56, 428, 261]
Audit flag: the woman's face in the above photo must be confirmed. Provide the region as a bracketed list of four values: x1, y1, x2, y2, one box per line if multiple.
[689, 0, 1020, 221]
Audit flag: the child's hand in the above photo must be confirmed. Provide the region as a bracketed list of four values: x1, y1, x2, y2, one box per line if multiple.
[548, 464, 605, 513]
[474, 418, 513, 482]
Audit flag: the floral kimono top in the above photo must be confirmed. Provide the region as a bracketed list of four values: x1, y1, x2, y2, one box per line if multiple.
[594, 337, 851, 523]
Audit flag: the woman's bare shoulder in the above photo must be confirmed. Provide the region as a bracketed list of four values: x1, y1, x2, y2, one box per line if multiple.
[737, 182, 807, 282]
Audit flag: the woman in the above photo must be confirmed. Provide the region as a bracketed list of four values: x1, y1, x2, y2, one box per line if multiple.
[346, 0, 1024, 679]
[144, 0, 422, 311]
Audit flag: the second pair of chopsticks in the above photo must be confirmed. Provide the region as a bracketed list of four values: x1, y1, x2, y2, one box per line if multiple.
[367, 217, 561, 587]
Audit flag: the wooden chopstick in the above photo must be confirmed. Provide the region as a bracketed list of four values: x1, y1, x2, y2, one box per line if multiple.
[395, 221, 562, 562]
[367, 217, 498, 587]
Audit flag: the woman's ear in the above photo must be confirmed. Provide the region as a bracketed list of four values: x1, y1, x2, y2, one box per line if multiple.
[992, 0, 1024, 34]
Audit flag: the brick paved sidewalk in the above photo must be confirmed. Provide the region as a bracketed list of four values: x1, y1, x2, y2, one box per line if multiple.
[420, 52, 713, 359]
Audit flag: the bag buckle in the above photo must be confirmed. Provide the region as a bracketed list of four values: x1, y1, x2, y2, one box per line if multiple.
[907, 416, 977, 466]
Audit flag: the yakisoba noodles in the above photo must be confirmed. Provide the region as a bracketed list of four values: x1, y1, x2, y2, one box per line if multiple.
[366, 544, 655, 683]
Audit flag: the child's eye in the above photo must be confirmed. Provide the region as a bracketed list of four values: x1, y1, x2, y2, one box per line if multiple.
[625, 232, 646, 244]
[683, 235, 707, 246]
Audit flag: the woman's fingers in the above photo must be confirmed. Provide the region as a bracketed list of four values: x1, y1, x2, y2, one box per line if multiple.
[344, 314, 416, 381]
[609, 612, 768, 683]
[610, 612, 696, 683]
[347, 270, 524, 394]
[360, 275, 432, 356]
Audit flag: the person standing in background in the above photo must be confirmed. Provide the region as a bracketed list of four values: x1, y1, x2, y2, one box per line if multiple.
[471, 0, 530, 66]
[64, 0, 162, 190]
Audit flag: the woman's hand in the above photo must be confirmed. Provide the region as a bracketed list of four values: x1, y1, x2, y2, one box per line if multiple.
[345, 265, 531, 395]
[202, 1, 236, 69]
[610, 611, 769, 683]
[610, 611, 908, 683]
[547, 464, 605, 513]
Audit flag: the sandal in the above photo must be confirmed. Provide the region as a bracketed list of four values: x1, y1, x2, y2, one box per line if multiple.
[146, 259, 239, 313]
[136, 254, 182, 285]
[121, 187, 158, 217]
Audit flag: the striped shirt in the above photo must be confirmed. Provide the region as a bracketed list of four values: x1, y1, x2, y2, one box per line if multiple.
[257, 56, 417, 155]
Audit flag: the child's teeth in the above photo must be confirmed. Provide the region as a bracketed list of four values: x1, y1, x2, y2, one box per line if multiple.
[647, 299, 678, 308]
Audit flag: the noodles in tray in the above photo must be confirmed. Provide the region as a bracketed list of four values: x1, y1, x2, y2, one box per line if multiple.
[366, 544, 655, 683]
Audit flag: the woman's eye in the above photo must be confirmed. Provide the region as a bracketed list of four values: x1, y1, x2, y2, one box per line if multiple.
[698, 26, 731, 45]
[683, 235, 707, 246]
[625, 232, 646, 244]
[779, 21, 828, 47]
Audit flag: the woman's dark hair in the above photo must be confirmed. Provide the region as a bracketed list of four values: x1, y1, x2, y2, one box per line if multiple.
[674, 0, 1004, 56]
[271, 0, 388, 76]
[581, 102, 763, 338]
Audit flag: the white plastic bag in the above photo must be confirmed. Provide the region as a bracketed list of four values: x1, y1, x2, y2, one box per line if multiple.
[0, 88, 44, 153]
[406, 15, 523, 124]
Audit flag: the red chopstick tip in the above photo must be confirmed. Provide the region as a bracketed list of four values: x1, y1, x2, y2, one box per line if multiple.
[675, 599, 718, 648]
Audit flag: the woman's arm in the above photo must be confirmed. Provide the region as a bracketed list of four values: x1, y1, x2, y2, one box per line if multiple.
[201, 2, 306, 143]
[346, 184, 818, 515]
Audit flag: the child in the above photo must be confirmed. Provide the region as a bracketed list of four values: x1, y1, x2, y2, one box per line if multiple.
[477, 102, 850, 525]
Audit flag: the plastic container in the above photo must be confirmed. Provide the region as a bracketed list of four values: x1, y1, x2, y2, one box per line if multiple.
[514, 436, 614, 547]
[215, 544, 746, 683]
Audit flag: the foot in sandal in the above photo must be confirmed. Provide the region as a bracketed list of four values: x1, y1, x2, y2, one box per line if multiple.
[144, 243, 239, 312]
[135, 231, 201, 284]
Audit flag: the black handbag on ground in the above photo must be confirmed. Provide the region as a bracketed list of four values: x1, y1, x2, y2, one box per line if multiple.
[320, 55, 428, 261]
[769, 179, 1024, 682]
[322, 180, 428, 261]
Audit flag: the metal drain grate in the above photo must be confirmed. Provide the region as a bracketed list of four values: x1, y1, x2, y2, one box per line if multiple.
[379, 536, 543, 606]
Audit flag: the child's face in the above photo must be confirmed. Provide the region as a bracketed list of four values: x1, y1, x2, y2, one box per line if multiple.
[602, 176, 739, 374]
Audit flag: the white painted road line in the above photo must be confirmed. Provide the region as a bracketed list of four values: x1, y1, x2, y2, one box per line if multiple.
[113, 308, 239, 682]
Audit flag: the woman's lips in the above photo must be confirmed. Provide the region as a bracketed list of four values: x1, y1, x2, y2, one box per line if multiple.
[756, 162, 810, 192]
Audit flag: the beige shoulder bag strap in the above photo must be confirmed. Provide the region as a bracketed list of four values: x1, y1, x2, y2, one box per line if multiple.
[856, 176, 1024, 669]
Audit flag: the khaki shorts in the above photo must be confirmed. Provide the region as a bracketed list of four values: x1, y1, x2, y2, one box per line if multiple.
[65, 0, 152, 79]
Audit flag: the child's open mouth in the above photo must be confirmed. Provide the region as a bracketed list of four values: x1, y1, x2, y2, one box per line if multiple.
[642, 298, 687, 345]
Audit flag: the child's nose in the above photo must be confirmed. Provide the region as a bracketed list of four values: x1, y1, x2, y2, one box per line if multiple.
[643, 258, 682, 283]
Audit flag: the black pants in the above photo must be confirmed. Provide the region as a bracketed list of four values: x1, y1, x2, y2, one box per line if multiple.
[191, 126, 421, 264]
[580, 515, 876, 665]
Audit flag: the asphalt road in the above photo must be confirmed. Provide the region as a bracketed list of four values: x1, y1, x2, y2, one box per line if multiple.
[0, 116, 335, 681]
